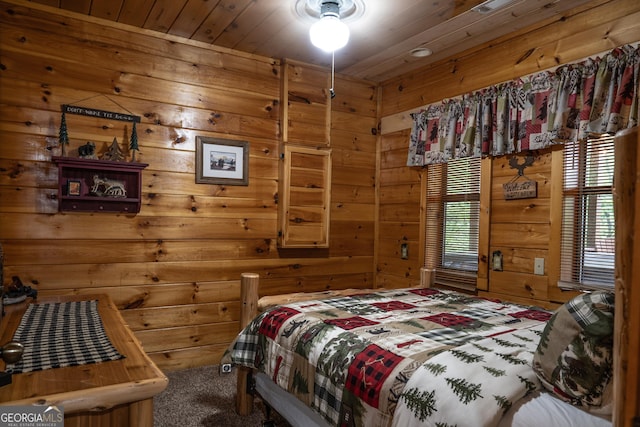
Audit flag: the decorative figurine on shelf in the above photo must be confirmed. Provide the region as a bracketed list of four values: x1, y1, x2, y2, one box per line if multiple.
[3, 276, 37, 305]
[59, 111, 69, 157]
[130, 122, 140, 162]
[102, 137, 125, 162]
[78, 141, 97, 159]
[90, 175, 127, 198]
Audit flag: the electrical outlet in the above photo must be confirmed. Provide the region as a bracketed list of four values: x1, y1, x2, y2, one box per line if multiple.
[220, 363, 232, 374]
[534, 258, 544, 275]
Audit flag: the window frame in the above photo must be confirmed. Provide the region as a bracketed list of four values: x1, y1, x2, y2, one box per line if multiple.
[558, 134, 615, 291]
[422, 157, 481, 291]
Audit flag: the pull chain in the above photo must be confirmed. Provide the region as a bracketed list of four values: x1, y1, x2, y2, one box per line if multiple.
[330, 50, 336, 99]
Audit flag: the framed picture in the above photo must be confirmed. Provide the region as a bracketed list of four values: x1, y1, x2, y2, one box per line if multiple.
[67, 180, 81, 196]
[195, 136, 249, 186]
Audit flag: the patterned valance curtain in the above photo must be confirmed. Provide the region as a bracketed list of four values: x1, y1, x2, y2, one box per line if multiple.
[407, 44, 640, 166]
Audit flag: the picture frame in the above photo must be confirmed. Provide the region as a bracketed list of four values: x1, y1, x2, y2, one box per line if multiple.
[195, 136, 249, 186]
[67, 179, 81, 196]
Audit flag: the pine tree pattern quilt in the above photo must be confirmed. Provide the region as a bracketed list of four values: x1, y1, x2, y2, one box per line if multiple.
[224, 288, 553, 427]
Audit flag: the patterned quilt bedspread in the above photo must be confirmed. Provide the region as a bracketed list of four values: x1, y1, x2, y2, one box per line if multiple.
[224, 287, 553, 427]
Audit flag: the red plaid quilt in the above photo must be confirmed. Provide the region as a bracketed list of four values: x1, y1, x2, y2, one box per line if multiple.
[224, 288, 552, 426]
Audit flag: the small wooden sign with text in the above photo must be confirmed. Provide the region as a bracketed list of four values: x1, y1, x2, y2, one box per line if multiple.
[62, 104, 140, 123]
[503, 180, 537, 199]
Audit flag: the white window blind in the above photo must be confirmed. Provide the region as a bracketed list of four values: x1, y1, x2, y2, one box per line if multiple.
[424, 157, 481, 291]
[559, 134, 615, 290]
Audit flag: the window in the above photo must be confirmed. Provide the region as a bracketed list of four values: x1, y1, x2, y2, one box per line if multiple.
[559, 134, 615, 290]
[424, 157, 481, 291]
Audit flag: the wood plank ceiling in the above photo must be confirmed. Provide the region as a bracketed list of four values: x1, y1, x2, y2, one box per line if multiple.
[28, 0, 599, 82]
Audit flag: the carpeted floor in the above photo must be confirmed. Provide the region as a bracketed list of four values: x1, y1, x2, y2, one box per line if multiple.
[153, 365, 291, 427]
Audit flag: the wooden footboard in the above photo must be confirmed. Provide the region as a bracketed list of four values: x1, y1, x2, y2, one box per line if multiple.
[234, 268, 435, 415]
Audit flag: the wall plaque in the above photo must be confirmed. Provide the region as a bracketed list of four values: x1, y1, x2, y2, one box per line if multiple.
[62, 104, 140, 123]
[503, 180, 537, 199]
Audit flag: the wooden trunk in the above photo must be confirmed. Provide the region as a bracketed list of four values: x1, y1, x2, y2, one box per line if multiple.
[0, 295, 167, 427]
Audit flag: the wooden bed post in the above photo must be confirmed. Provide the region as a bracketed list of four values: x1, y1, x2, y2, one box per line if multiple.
[236, 272, 259, 416]
[612, 127, 640, 427]
[240, 273, 259, 328]
[420, 267, 435, 288]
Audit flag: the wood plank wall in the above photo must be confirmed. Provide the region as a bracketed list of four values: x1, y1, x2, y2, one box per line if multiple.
[485, 150, 562, 307]
[0, 1, 377, 371]
[376, 0, 640, 307]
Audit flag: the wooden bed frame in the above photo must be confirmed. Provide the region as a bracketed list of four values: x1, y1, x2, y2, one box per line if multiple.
[234, 128, 640, 426]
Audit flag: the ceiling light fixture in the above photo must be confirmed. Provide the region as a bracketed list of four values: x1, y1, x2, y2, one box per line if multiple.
[295, 0, 363, 98]
[471, 0, 518, 14]
[309, 1, 350, 53]
[410, 47, 433, 58]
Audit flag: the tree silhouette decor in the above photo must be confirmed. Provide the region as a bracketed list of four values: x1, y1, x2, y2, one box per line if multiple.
[129, 122, 139, 162]
[59, 111, 69, 156]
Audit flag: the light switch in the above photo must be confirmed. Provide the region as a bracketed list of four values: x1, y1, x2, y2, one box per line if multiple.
[401, 243, 409, 260]
[534, 258, 544, 275]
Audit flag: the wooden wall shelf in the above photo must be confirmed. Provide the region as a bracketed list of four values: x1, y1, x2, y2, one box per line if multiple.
[52, 157, 148, 213]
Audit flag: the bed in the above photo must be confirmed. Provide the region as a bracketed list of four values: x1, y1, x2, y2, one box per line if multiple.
[224, 272, 615, 427]
[223, 127, 639, 427]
